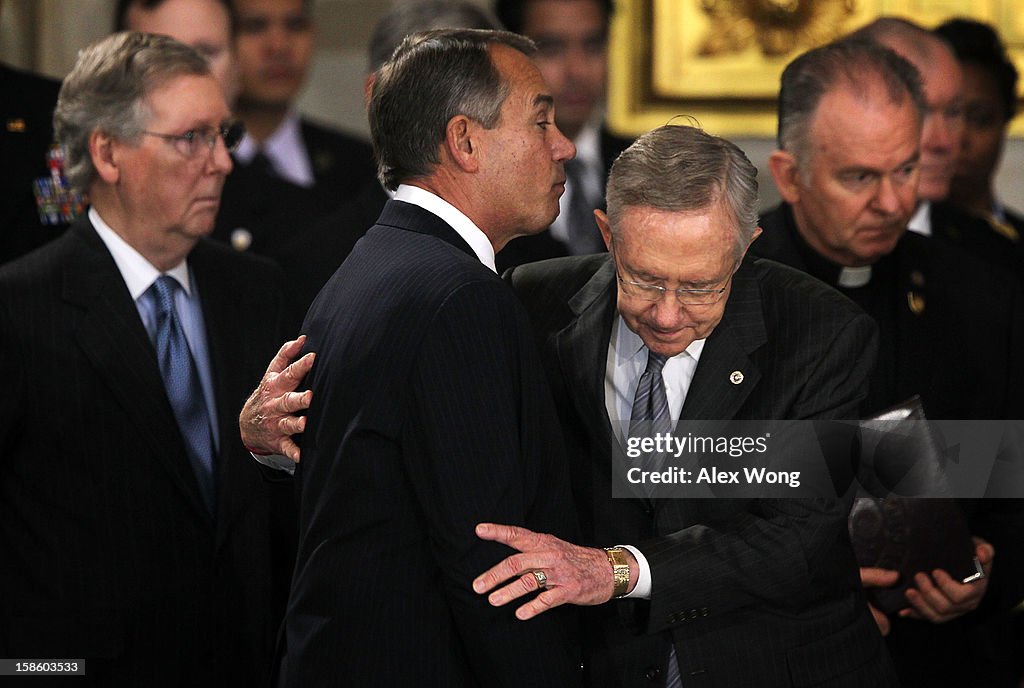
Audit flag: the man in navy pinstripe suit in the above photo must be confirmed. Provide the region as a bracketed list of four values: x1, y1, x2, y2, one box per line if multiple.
[275, 29, 583, 686]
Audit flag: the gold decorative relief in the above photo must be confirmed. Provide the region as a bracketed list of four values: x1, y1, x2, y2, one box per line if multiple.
[607, 0, 1024, 138]
[698, 0, 857, 58]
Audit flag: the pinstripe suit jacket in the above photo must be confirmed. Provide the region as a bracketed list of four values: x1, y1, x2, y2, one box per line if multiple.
[280, 200, 581, 687]
[0, 218, 293, 686]
[507, 253, 898, 688]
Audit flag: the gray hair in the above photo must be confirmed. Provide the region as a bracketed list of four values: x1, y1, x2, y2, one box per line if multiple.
[605, 124, 759, 261]
[369, 28, 535, 190]
[367, 1, 501, 73]
[54, 31, 211, 192]
[777, 37, 926, 169]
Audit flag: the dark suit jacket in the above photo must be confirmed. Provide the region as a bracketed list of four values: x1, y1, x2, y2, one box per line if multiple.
[0, 63, 67, 264]
[755, 203, 1024, 420]
[274, 180, 388, 332]
[496, 124, 633, 271]
[929, 201, 1024, 283]
[212, 118, 376, 261]
[755, 203, 1024, 687]
[281, 200, 581, 687]
[0, 218, 294, 687]
[507, 253, 897, 688]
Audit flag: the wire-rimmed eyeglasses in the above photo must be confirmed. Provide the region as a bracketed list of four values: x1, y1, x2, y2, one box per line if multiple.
[142, 120, 245, 158]
[615, 269, 734, 306]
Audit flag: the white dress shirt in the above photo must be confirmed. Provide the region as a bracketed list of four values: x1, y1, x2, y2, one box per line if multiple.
[90, 207, 219, 449]
[907, 200, 931, 237]
[393, 184, 496, 272]
[234, 110, 315, 188]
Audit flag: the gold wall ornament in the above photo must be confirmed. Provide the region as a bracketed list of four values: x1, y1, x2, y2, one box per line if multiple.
[698, 0, 857, 58]
[607, 0, 1024, 138]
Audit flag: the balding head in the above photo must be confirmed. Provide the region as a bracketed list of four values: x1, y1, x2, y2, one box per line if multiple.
[853, 18, 965, 201]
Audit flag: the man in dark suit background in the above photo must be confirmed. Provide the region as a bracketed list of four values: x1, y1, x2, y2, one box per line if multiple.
[0, 32, 293, 686]
[211, 0, 376, 256]
[936, 19, 1024, 244]
[470, 124, 895, 687]
[116, 0, 237, 103]
[755, 37, 1023, 687]
[853, 18, 1023, 281]
[493, 0, 633, 269]
[0, 56, 64, 264]
[277, 29, 581, 686]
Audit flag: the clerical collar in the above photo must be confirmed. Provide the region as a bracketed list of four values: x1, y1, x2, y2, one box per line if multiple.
[837, 265, 872, 288]
[783, 206, 875, 288]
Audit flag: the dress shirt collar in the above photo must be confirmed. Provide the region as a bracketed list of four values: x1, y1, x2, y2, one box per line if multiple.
[907, 200, 931, 237]
[605, 313, 705, 438]
[393, 184, 497, 273]
[573, 116, 602, 169]
[233, 110, 314, 188]
[89, 206, 191, 299]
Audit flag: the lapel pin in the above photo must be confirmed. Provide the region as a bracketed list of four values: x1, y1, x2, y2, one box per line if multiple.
[907, 291, 925, 315]
[231, 228, 253, 252]
[729, 370, 744, 385]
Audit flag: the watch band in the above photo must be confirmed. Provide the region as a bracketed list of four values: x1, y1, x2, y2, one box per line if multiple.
[604, 547, 630, 598]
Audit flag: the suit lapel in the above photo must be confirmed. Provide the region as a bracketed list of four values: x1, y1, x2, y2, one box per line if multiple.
[680, 258, 766, 420]
[65, 220, 212, 523]
[553, 258, 618, 452]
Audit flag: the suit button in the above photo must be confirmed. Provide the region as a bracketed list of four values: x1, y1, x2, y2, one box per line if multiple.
[645, 667, 661, 682]
[701, 607, 710, 617]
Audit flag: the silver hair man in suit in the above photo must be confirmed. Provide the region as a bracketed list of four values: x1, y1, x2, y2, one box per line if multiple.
[0, 32, 293, 685]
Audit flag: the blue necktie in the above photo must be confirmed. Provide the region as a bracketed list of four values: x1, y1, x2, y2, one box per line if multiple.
[629, 350, 670, 442]
[629, 350, 683, 688]
[148, 275, 217, 514]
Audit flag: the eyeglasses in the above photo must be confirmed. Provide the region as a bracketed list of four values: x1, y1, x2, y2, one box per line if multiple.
[141, 120, 245, 158]
[615, 269, 734, 306]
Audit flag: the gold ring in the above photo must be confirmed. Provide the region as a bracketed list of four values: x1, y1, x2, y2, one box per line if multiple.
[532, 570, 548, 589]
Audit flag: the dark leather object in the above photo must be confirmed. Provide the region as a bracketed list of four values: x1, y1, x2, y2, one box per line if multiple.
[849, 398, 983, 614]
[850, 497, 981, 614]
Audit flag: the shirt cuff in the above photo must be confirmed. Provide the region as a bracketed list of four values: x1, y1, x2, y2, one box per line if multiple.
[251, 451, 296, 475]
[619, 544, 652, 599]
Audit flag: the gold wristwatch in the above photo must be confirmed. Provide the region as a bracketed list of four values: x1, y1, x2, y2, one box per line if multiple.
[604, 547, 630, 598]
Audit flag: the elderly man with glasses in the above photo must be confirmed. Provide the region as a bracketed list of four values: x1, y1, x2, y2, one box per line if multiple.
[0, 32, 294, 685]
[471, 123, 894, 687]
